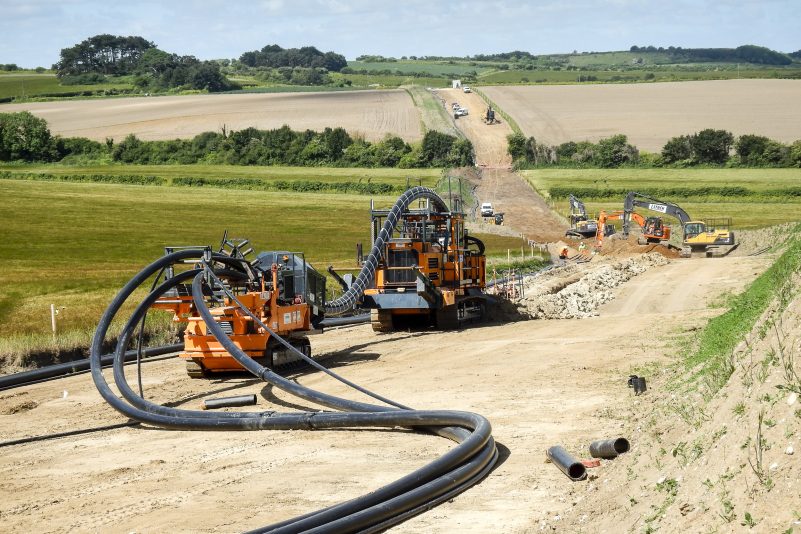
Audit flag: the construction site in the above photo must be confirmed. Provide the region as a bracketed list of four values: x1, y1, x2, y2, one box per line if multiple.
[2, 78, 801, 534]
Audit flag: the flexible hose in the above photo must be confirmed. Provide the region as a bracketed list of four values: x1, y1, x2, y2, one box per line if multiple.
[325, 186, 449, 315]
[90, 248, 497, 533]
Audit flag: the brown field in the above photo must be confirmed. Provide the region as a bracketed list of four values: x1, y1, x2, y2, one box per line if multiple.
[2, 90, 423, 142]
[483, 79, 801, 152]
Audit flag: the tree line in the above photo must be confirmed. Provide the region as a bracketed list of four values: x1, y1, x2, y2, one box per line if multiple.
[0, 111, 473, 169]
[239, 45, 347, 71]
[54, 34, 238, 92]
[53, 37, 354, 92]
[629, 45, 794, 65]
[508, 130, 801, 168]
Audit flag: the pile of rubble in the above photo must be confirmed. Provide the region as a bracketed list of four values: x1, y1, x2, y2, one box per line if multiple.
[508, 253, 670, 320]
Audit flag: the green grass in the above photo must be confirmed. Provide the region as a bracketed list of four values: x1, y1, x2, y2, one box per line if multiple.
[521, 168, 801, 229]
[0, 177, 523, 364]
[348, 60, 494, 77]
[684, 226, 801, 395]
[403, 86, 461, 137]
[0, 164, 441, 187]
[0, 73, 132, 100]
[523, 168, 801, 195]
[331, 72, 450, 88]
[476, 68, 801, 85]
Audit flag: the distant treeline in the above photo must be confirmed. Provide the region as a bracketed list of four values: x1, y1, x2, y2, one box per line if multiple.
[0, 111, 473, 169]
[508, 130, 801, 169]
[239, 45, 347, 72]
[629, 45, 793, 65]
[355, 45, 798, 65]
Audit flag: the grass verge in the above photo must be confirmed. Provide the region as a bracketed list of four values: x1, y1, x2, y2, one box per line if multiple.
[685, 223, 801, 395]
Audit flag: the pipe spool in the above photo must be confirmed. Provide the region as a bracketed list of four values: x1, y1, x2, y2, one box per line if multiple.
[546, 446, 587, 481]
[202, 394, 257, 410]
[589, 438, 631, 459]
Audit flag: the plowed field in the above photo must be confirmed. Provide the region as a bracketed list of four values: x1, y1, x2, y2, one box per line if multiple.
[483, 79, 801, 152]
[3, 90, 422, 142]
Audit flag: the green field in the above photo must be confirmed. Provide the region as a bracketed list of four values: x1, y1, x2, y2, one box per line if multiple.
[521, 168, 801, 228]
[476, 67, 801, 85]
[0, 164, 441, 187]
[347, 60, 497, 76]
[403, 86, 462, 137]
[0, 73, 132, 100]
[331, 72, 450, 88]
[0, 176, 527, 365]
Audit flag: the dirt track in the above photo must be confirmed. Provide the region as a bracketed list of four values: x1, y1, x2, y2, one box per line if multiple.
[0, 254, 769, 532]
[2, 90, 422, 142]
[437, 88, 513, 168]
[483, 79, 801, 152]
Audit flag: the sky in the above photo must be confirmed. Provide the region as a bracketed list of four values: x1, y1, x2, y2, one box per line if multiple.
[1, 0, 799, 68]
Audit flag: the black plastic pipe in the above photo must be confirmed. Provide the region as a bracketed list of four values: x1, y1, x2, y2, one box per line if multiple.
[546, 446, 587, 481]
[0, 343, 182, 391]
[319, 313, 371, 328]
[589, 438, 630, 459]
[203, 394, 257, 410]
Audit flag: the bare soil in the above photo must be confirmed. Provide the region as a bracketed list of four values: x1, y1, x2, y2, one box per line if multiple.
[483, 79, 801, 152]
[3, 90, 422, 142]
[436, 88, 514, 168]
[0, 254, 770, 533]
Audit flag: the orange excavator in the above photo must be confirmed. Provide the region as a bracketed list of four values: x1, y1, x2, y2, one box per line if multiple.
[595, 210, 670, 248]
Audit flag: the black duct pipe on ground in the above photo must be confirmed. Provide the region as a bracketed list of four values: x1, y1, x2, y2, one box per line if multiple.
[546, 446, 587, 481]
[319, 313, 371, 328]
[589, 438, 630, 459]
[0, 343, 182, 392]
[203, 394, 257, 410]
[90, 246, 497, 533]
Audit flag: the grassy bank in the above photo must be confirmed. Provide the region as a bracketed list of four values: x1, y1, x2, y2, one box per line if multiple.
[684, 225, 801, 396]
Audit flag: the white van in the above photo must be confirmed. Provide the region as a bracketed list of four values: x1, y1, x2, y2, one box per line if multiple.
[480, 202, 494, 216]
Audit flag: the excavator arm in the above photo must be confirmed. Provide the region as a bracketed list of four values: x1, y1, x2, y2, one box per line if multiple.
[622, 192, 690, 237]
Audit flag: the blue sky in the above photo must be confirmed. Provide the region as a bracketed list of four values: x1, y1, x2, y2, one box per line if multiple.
[1, 0, 799, 67]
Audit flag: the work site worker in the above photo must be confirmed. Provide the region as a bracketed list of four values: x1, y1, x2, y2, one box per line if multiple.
[559, 246, 569, 260]
[578, 241, 587, 254]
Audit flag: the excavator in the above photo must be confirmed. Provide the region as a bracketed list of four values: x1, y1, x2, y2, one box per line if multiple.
[565, 194, 600, 239]
[597, 192, 736, 256]
[595, 210, 670, 247]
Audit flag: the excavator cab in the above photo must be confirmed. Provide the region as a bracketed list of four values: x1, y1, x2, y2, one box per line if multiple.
[683, 222, 706, 240]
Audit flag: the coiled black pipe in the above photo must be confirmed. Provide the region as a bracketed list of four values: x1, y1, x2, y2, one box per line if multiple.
[90, 248, 497, 533]
[325, 186, 449, 316]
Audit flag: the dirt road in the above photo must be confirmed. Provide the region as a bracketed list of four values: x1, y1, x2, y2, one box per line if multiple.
[473, 168, 567, 243]
[437, 88, 513, 168]
[3, 90, 422, 142]
[433, 90, 565, 241]
[0, 254, 769, 532]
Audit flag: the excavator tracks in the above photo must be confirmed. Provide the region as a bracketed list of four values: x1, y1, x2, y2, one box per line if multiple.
[370, 310, 394, 333]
